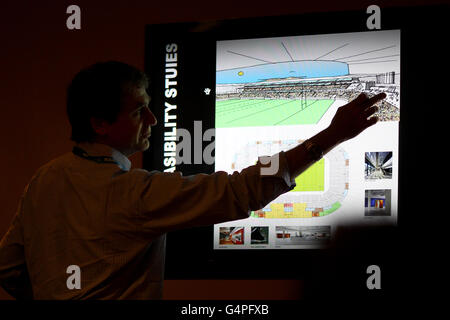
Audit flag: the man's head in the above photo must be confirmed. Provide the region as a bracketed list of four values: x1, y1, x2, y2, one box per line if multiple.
[67, 61, 157, 156]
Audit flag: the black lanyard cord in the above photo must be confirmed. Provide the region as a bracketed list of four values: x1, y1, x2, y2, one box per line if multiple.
[72, 146, 117, 165]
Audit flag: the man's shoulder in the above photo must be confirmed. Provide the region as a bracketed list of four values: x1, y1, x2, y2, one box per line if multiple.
[31, 152, 75, 181]
[15, 152, 75, 198]
[41, 152, 74, 169]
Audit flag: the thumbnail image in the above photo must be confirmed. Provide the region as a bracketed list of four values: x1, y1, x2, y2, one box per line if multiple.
[275, 226, 330, 245]
[365, 152, 393, 180]
[219, 227, 244, 245]
[251, 226, 269, 244]
[365, 189, 392, 216]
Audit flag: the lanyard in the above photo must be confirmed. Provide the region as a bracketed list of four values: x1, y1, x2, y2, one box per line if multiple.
[72, 146, 117, 165]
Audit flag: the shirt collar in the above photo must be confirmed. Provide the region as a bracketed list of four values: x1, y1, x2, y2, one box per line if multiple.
[75, 142, 131, 171]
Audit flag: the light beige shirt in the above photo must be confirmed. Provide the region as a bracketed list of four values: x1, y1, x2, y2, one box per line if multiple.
[0, 142, 295, 299]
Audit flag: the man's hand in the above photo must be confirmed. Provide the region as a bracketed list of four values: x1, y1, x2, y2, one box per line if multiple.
[285, 92, 387, 178]
[327, 92, 386, 143]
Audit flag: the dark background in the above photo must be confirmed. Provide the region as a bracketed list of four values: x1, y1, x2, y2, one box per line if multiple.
[0, 0, 447, 301]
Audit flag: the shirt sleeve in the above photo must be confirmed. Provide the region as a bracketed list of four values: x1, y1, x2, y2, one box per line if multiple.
[132, 151, 296, 237]
[0, 189, 33, 299]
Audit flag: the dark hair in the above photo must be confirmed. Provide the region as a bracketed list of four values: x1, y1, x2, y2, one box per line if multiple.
[66, 61, 149, 142]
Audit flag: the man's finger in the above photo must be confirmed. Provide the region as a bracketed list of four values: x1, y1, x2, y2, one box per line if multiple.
[363, 105, 378, 118]
[360, 92, 387, 109]
[353, 92, 369, 104]
[366, 116, 379, 127]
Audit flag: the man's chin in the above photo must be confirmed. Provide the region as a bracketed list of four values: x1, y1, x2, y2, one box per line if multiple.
[140, 139, 150, 152]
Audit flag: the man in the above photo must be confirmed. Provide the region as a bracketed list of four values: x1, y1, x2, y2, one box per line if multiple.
[0, 61, 385, 299]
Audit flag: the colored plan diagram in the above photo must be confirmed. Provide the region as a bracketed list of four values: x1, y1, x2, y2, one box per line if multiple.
[230, 139, 349, 219]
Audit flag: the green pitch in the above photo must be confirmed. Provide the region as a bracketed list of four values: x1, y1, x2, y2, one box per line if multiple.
[292, 158, 325, 192]
[215, 99, 334, 128]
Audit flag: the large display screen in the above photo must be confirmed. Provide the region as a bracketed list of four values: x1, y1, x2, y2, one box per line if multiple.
[213, 30, 400, 249]
[144, 11, 406, 268]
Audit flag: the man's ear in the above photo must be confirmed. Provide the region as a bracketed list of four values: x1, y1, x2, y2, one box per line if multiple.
[90, 117, 109, 136]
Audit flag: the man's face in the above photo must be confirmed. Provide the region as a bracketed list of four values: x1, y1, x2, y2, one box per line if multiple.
[99, 86, 157, 156]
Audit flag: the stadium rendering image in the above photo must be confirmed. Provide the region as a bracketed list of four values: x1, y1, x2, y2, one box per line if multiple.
[215, 30, 400, 125]
[215, 61, 399, 127]
[214, 30, 400, 248]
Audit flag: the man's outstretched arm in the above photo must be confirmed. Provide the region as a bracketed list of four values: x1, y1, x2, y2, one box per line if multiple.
[285, 92, 386, 178]
[131, 93, 386, 238]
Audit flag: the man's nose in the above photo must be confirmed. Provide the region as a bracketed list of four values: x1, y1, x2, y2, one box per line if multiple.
[144, 107, 157, 126]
